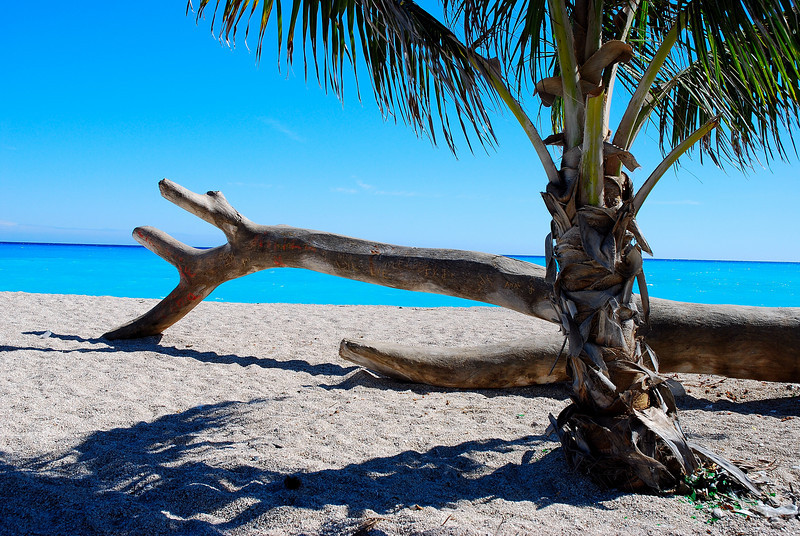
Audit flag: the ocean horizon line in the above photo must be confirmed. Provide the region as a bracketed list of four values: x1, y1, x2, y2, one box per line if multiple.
[2, 240, 798, 266]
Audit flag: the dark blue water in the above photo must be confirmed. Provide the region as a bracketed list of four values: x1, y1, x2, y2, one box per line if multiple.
[1, 242, 798, 307]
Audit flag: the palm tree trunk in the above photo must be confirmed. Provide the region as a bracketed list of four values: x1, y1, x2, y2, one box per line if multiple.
[545, 163, 699, 491]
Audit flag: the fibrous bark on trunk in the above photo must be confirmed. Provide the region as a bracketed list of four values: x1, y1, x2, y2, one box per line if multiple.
[544, 174, 697, 491]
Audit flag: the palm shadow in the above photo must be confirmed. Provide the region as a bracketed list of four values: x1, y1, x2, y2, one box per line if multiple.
[16, 330, 357, 377]
[0, 399, 616, 536]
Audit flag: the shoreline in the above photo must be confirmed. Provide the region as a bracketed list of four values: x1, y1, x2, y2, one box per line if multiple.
[1, 291, 798, 535]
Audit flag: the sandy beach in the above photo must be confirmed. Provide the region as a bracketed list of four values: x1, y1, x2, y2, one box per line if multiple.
[1, 291, 798, 535]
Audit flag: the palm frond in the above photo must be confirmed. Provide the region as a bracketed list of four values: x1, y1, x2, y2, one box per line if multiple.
[676, 0, 800, 166]
[616, 0, 800, 167]
[442, 0, 551, 90]
[188, 0, 497, 152]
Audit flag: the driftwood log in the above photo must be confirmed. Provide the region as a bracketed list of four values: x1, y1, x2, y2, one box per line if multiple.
[341, 299, 800, 387]
[105, 180, 800, 387]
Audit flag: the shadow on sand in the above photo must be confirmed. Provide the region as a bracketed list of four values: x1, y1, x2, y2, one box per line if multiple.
[0, 397, 614, 536]
[15, 330, 358, 377]
[4, 331, 794, 534]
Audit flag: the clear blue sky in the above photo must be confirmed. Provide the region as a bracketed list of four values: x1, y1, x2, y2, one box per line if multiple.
[1, 1, 798, 261]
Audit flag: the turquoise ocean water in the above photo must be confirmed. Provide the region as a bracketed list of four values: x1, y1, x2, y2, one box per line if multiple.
[1, 242, 799, 307]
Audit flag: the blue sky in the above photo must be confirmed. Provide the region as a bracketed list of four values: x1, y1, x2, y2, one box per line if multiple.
[1, 1, 798, 261]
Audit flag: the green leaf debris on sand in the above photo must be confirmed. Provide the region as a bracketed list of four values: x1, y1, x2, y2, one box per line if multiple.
[680, 462, 799, 524]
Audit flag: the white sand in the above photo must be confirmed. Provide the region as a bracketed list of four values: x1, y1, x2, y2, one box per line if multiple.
[0, 291, 798, 535]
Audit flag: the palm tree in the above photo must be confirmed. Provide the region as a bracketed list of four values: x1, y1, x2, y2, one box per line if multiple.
[183, 0, 799, 492]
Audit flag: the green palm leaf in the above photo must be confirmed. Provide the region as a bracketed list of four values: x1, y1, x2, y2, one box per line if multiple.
[442, 0, 800, 168]
[618, 0, 800, 166]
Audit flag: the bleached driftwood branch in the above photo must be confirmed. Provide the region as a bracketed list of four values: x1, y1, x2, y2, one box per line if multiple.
[340, 298, 800, 386]
[105, 180, 800, 386]
[104, 179, 558, 339]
